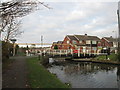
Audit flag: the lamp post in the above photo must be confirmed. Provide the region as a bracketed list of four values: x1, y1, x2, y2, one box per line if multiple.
[117, 3, 120, 53]
[112, 31, 118, 53]
[10, 39, 16, 56]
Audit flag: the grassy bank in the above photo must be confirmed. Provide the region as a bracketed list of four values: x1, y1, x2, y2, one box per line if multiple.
[95, 53, 118, 61]
[26, 57, 69, 88]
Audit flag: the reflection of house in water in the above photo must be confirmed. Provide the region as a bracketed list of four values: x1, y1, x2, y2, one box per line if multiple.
[64, 63, 93, 75]
[64, 63, 116, 75]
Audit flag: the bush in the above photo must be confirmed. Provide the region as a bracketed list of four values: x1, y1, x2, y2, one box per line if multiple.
[40, 55, 49, 67]
[2, 41, 13, 62]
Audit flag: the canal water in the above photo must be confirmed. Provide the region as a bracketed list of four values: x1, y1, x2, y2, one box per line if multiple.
[47, 59, 120, 88]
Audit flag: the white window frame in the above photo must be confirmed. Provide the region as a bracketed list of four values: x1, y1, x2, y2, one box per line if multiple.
[86, 40, 91, 44]
[92, 41, 97, 44]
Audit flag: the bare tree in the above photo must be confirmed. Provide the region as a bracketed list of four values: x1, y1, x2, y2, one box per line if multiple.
[0, 0, 51, 42]
[0, 0, 51, 32]
[3, 16, 23, 42]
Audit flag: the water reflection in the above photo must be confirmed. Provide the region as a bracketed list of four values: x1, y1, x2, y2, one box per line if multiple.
[117, 66, 120, 89]
[48, 61, 120, 88]
[64, 63, 116, 75]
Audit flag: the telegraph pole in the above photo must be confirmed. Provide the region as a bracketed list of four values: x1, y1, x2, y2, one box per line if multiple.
[41, 35, 43, 56]
[117, 9, 120, 51]
[0, 30, 2, 90]
[41, 35, 43, 48]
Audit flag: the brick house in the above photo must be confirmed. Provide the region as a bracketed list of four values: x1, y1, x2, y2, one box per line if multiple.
[74, 34, 101, 53]
[62, 35, 78, 50]
[62, 34, 101, 54]
[101, 36, 118, 52]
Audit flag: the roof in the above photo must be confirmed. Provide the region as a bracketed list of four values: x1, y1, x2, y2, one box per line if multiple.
[74, 35, 100, 41]
[67, 35, 78, 41]
[57, 41, 63, 44]
[103, 37, 117, 42]
[52, 41, 63, 45]
[52, 42, 57, 44]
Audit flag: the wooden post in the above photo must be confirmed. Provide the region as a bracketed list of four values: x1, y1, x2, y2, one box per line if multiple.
[78, 48, 80, 57]
[43, 49, 45, 56]
[53, 50, 54, 57]
[71, 49, 73, 56]
[66, 50, 67, 56]
[60, 50, 61, 57]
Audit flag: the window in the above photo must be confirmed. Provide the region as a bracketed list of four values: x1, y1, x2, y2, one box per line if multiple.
[72, 40, 77, 44]
[67, 40, 69, 44]
[92, 47, 97, 50]
[86, 40, 91, 44]
[92, 41, 97, 44]
[83, 47, 86, 53]
[79, 40, 82, 43]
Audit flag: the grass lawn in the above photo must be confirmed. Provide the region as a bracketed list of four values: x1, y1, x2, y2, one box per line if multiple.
[26, 57, 70, 88]
[95, 53, 118, 61]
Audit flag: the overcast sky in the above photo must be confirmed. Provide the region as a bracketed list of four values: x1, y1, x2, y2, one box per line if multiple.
[1, 0, 120, 44]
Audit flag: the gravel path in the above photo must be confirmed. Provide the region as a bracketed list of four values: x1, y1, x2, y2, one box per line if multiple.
[2, 56, 29, 88]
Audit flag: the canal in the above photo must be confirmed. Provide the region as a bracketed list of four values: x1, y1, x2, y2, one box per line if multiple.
[47, 58, 120, 88]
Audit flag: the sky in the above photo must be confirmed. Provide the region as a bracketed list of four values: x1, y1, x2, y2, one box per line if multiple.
[1, 0, 120, 44]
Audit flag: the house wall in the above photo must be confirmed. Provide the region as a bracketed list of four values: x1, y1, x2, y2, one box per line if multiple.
[51, 45, 54, 49]
[101, 38, 113, 47]
[62, 36, 79, 50]
[62, 36, 71, 49]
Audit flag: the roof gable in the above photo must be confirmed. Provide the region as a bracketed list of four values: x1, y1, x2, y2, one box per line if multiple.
[103, 37, 117, 42]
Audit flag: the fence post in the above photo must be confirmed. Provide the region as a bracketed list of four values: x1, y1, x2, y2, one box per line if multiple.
[60, 50, 61, 57]
[66, 50, 67, 56]
[78, 48, 80, 57]
[71, 49, 73, 57]
[53, 50, 54, 56]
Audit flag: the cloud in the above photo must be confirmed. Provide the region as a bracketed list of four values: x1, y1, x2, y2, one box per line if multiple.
[14, 2, 118, 44]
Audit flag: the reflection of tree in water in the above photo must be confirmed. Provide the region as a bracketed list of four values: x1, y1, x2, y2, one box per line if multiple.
[117, 66, 120, 89]
[64, 62, 117, 75]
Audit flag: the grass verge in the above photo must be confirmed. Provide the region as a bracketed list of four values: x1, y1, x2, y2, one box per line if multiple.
[26, 57, 70, 88]
[95, 53, 118, 61]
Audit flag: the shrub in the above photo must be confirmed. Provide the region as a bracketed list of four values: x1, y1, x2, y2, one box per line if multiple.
[2, 41, 13, 62]
[40, 55, 49, 67]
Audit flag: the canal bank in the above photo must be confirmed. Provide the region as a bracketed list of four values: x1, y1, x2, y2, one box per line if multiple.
[66, 58, 120, 65]
[65, 53, 120, 65]
[26, 55, 120, 88]
[26, 56, 70, 88]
